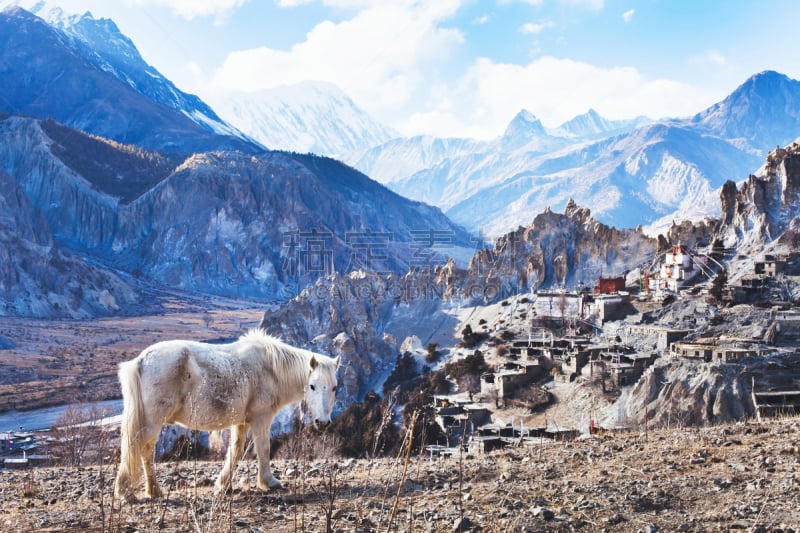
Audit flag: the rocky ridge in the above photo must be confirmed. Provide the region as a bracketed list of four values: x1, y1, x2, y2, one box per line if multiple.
[0, 115, 471, 315]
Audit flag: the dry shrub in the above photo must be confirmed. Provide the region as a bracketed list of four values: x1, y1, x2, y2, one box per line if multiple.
[48, 403, 115, 467]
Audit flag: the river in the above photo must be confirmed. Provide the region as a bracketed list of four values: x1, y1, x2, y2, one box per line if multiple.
[0, 399, 123, 432]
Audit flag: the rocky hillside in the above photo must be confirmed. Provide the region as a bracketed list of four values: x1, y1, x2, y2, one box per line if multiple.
[256, 202, 661, 410]
[0, 164, 138, 318]
[620, 351, 800, 428]
[0, 114, 471, 315]
[259, 271, 400, 405]
[2, 417, 798, 531]
[458, 199, 658, 297]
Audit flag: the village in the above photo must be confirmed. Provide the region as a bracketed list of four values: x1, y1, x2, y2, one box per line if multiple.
[2, 245, 800, 472]
[424, 245, 800, 457]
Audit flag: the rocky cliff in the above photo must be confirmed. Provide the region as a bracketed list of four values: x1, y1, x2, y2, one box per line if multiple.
[0, 165, 138, 317]
[616, 350, 800, 428]
[257, 202, 666, 409]
[719, 141, 800, 251]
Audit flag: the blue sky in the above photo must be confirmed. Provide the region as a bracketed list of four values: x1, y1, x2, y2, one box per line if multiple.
[10, 0, 800, 139]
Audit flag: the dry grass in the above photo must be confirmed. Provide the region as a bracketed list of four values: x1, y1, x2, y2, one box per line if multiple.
[2, 416, 799, 532]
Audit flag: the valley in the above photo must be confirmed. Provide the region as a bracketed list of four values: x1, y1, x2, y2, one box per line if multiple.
[0, 290, 265, 414]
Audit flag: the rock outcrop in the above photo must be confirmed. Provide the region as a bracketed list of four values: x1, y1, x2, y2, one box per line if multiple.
[718, 141, 800, 249]
[460, 200, 658, 300]
[617, 351, 800, 428]
[0, 163, 138, 317]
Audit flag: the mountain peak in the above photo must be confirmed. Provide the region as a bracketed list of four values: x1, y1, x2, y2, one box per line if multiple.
[748, 69, 789, 83]
[503, 109, 546, 139]
[692, 70, 800, 150]
[0, 4, 253, 152]
[555, 108, 614, 138]
[212, 81, 397, 157]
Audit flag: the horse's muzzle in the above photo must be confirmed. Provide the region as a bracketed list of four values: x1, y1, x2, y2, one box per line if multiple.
[314, 419, 331, 429]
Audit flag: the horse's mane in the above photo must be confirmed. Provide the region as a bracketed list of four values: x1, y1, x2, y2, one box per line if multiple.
[240, 328, 285, 350]
[239, 329, 337, 385]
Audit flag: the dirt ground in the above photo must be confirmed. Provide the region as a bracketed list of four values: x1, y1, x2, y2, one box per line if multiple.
[0, 290, 266, 412]
[1, 416, 799, 532]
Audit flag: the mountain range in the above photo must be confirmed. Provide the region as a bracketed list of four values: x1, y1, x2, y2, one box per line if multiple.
[11, 2, 800, 243]
[0, 5, 471, 317]
[2, 3, 800, 316]
[344, 71, 800, 237]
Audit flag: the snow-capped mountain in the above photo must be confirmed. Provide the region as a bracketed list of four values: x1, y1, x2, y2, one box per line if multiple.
[499, 110, 570, 153]
[691, 70, 800, 153]
[348, 71, 800, 237]
[211, 81, 397, 158]
[552, 109, 650, 141]
[446, 122, 759, 236]
[343, 135, 487, 186]
[0, 4, 255, 153]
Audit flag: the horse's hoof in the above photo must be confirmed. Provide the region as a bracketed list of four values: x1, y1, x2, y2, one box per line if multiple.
[117, 492, 137, 504]
[259, 478, 283, 491]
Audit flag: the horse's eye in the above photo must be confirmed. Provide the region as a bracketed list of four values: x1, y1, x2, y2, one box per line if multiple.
[332, 385, 338, 392]
[309, 384, 316, 391]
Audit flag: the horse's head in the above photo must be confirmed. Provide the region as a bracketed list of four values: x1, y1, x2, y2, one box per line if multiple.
[306, 354, 340, 429]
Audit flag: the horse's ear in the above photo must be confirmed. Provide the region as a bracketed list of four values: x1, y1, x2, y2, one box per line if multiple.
[310, 355, 318, 370]
[334, 356, 341, 368]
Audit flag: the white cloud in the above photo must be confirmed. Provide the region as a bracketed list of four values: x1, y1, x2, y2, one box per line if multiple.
[277, 0, 313, 6]
[278, 0, 434, 8]
[127, 0, 249, 19]
[519, 20, 555, 34]
[563, 0, 604, 9]
[622, 9, 634, 23]
[501, 0, 544, 6]
[211, 0, 464, 113]
[199, 0, 719, 141]
[472, 14, 489, 25]
[690, 50, 727, 66]
[398, 56, 719, 139]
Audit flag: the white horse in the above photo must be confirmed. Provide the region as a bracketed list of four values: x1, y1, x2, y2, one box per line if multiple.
[113, 329, 340, 501]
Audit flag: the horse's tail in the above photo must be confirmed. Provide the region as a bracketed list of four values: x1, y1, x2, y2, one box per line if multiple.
[115, 358, 145, 498]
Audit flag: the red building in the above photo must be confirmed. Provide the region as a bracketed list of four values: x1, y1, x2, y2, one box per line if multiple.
[594, 276, 625, 294]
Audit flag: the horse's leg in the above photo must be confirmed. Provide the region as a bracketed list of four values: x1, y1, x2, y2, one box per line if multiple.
[114, 428, 142, 501]
[215, 424, 247, 493]
[141, 434, 162, 499]
[252, 416, 281, 490]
